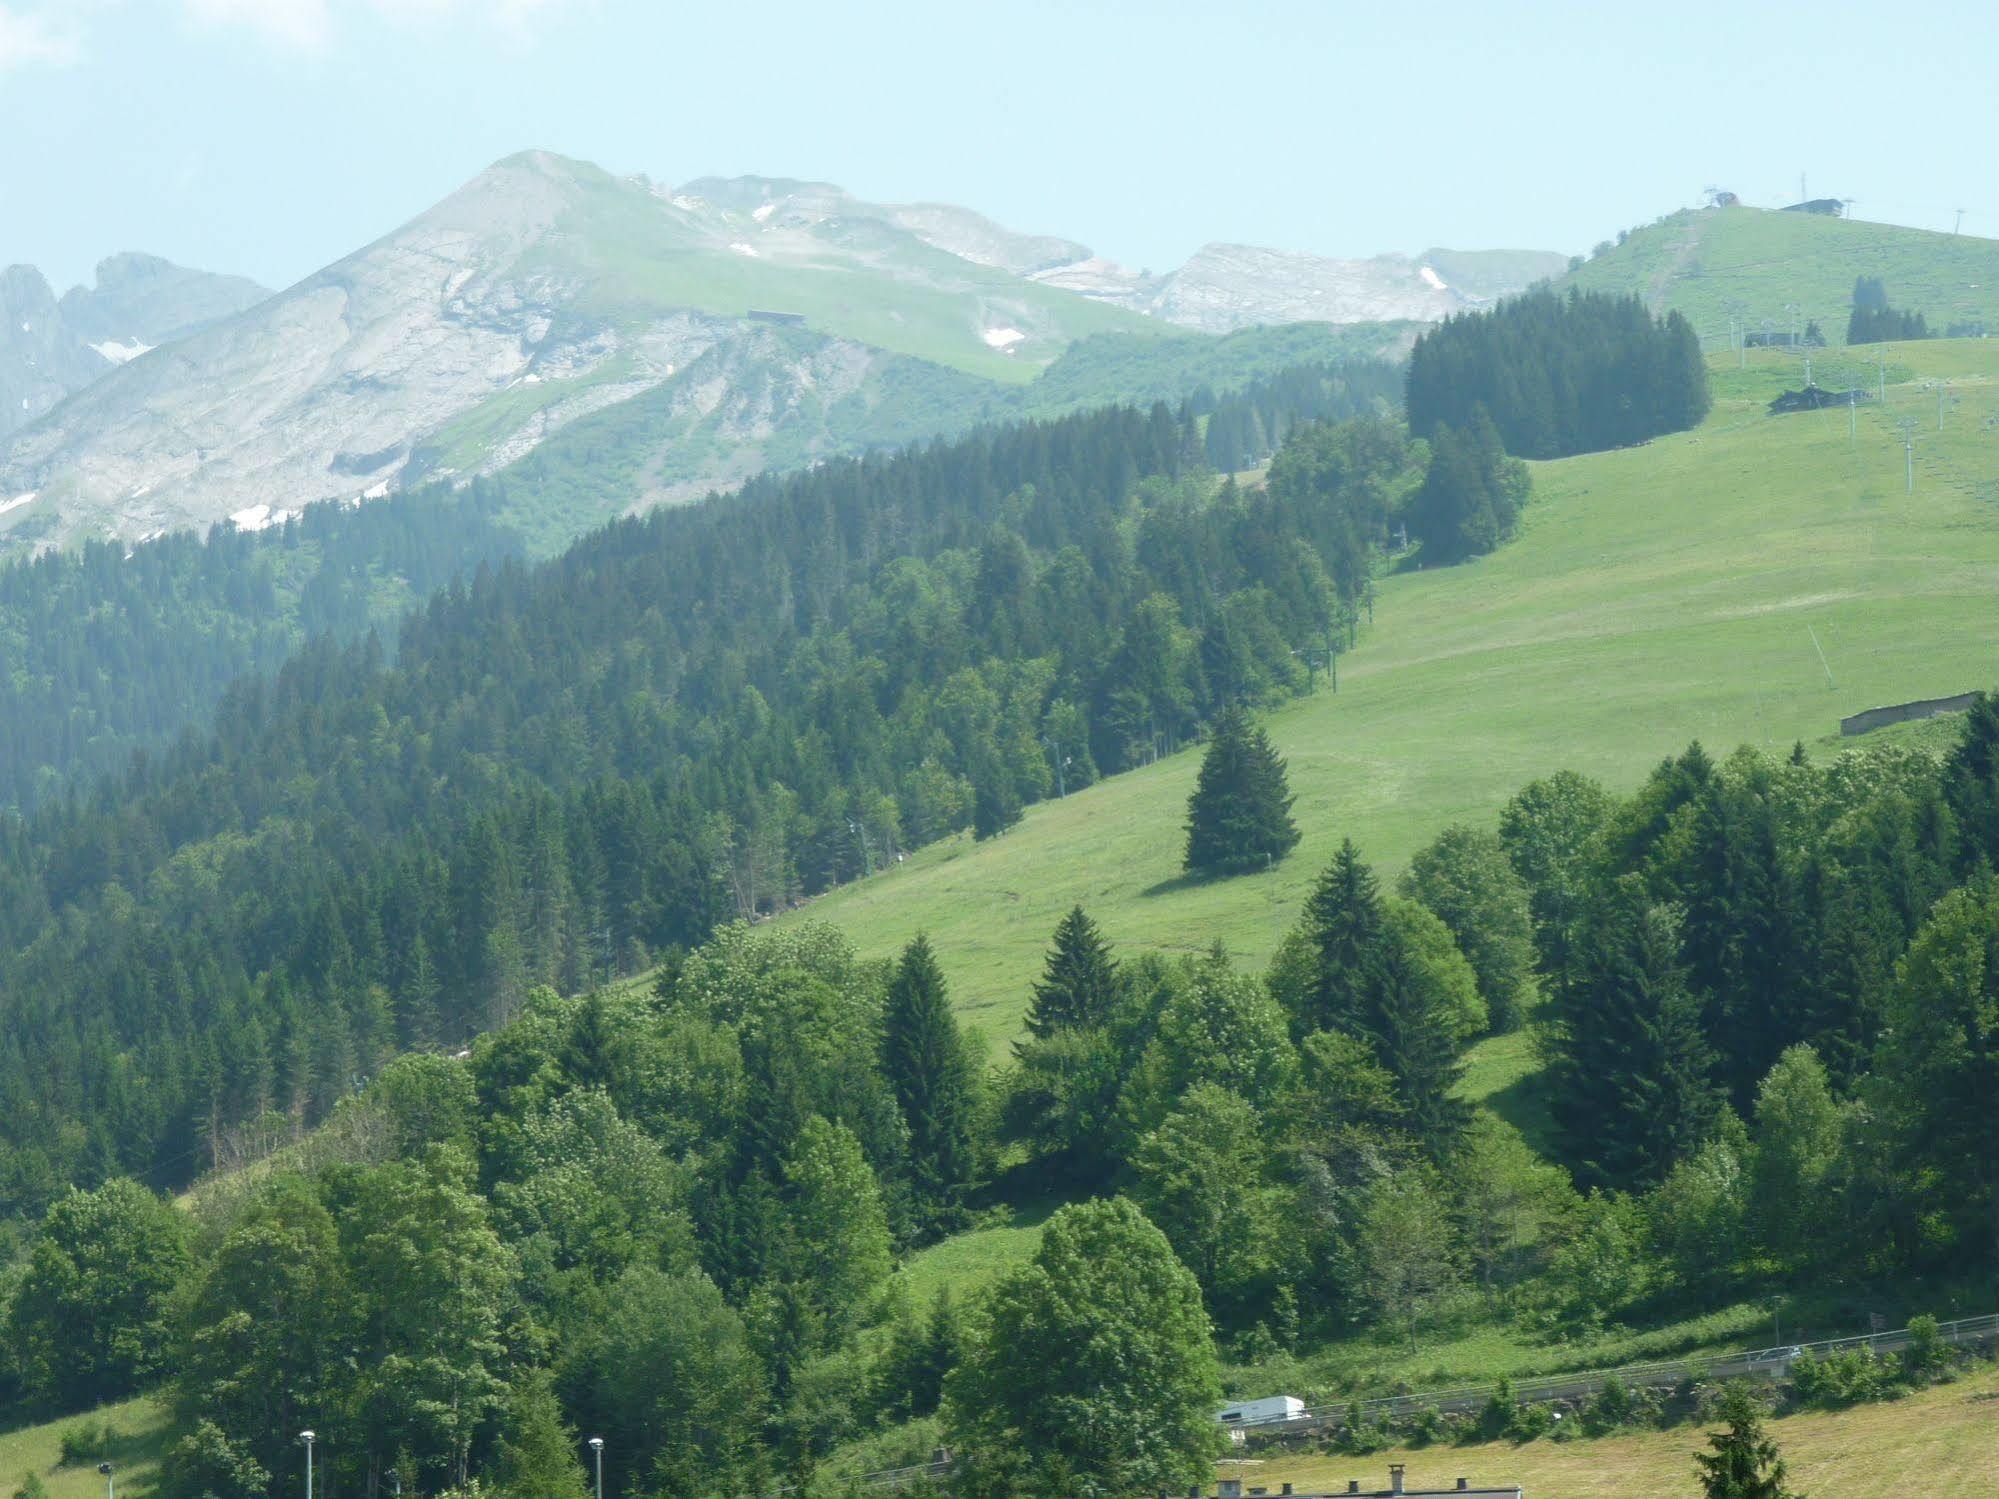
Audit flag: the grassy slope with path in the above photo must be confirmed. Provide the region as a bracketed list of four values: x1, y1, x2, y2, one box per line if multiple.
[792, 337, 1999, 1043]
[0, 1398, 168, 1499]
[1243, 1362, 1999, 1499]
[1566, 204, 1999, 346]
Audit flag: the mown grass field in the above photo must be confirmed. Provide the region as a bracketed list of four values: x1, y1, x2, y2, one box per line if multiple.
[1566, 204, 1999, 348]
[791, 338, 1999, 1046]
[1242, 1362, 1999, 1499]
[0, 1398, 169, 1499]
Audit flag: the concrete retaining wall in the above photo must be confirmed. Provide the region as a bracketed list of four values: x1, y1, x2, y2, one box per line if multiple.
[1840, 692, 1978, 737]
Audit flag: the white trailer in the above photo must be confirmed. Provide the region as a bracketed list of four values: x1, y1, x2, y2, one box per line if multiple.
[1215, 1395, 1306, 1427]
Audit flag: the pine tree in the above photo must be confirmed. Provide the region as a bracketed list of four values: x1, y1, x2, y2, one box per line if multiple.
[882, 935, 979, 1230]
[972, 761, 1022, 841]
[1183, 707, 1299, 876]
[1024, 906, 1120, 1039]
[1693, 1384, 1801, 1499]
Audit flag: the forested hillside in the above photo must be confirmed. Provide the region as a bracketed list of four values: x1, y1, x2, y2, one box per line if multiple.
[0, 360, 1415, 1207]
[0, 340, 1396, 816]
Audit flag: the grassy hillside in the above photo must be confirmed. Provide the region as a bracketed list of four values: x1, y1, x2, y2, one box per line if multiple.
[791, 337, 1999, 1040]
[1244, 1362, 1999, 1499]
[1566, 204, 1999, 347]
[0, 1398, 170, 1499]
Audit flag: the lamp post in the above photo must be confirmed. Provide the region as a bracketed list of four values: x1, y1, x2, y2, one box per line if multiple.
[97, 1463, 114, 1499]
[588, 1436, 604, 1499]
[300, 1430, 316, 1499]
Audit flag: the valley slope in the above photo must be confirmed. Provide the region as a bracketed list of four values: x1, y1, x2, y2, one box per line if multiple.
[791, 337, 1999, 1036]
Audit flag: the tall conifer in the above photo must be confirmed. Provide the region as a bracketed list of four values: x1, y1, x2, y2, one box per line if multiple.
[1025, 907, 1120, 1039]
[1183, 707, 1299, 876]
[882, 936, 978, 1228]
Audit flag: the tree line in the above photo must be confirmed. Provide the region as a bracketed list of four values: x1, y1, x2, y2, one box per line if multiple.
[1406, 286, 1710, 459]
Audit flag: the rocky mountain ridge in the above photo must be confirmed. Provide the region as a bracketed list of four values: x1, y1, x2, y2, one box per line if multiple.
[0, 255, 268, 441]
[0, 152, 1557, 555]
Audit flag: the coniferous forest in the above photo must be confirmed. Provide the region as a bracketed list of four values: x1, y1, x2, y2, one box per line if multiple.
[1405, 287, 1711, 458]
[0, 369, 1416, 1210]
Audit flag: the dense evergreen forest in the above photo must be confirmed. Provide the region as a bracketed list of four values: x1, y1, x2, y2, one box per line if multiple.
[0, 497, 525, 812]
[0, 353, 1395, 817]
[0, 363, 1415, 1210]
[1405, 287, 1710, 458]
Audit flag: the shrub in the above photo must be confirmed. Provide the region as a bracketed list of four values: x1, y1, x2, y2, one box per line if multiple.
[1901, 1315, 1950, 1385]
[1790, 1347, 1901, 1408]
[1473, 1377, 1516, 1441]
[1405, 1406, 1445, 1446]
[57, 1422, 117, 1468]
[1583, 1373, 1635, 1435]
[1507, 1401, 1555, 1441]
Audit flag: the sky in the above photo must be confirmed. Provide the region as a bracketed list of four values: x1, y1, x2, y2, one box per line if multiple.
[2, 0, 1996, 294]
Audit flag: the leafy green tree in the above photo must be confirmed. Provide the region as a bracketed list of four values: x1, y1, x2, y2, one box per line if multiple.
[1131, 1084, 1286, 1326]
[971, 760, 1022, 841]
[1498, 769, 1612, 985]
[1874, 880, 1999, 1260]
[490, 1089, 695, 1294]
[171, 1175, 345, 1491]
[1355, 1171, 1463, 1350]
[1544, 1192, 1647, 1332]
[579, 1266, 769, 1499]
[1183, 706, 1300, 875]
[780, 1117, 894, 1332]
[881, 935, 981, 1230]
[1749, 1046, 1846, 1268]
[1024, 906, 1120, 1039]
[945, 1198, 1225, 1498]
[1400, 824, 1538, 1031]
[325, 1157, 519, 1491]
[1648, 1131, 1749, 1293]
[156, 1421, 270, 1499]
[1124, 949, 1298, 1135]
[1693, 1383, 1801, 1499]
[9, 1178, 191, 1412]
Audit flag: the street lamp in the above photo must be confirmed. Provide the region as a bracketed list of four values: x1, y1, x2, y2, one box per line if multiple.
[300, 1430, 316, 1499]
[588, 1436, 604, 1499]
[97, 1462, 114, 1499]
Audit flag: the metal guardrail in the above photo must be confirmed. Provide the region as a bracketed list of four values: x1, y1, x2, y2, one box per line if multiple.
[797, 1313, 1999, 1493]
[1229, 1312, 1999, 1433]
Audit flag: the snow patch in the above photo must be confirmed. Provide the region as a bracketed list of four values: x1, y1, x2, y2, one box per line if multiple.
[752, 202, 777, 223]
[363, 481, 391, 500]
[981, 326, 1027, 350]
[1418, 264, 1448, 292]
[0, 491, 37, 517]
[227, 503, 289, 532]
[670, 194, 702, 212]
[91, 337, 155, 365]
[730, 242, 759, 258]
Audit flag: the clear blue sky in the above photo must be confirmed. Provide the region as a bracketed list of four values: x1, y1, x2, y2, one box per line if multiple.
[3, 0, 1994, 293]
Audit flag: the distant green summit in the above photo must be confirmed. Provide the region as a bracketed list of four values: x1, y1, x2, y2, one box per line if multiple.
[1563, 203, 1999, 348]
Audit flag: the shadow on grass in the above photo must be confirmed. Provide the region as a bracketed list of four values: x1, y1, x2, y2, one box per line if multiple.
[1140, 869, 1210, 898]
[1483, 1070, 1560, 1160]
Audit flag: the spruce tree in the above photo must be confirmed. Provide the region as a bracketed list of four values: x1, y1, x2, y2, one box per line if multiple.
[1183, 707, 1299, 876]
[1941, 689, 1999, 870]
[1024, 906, 1120, 1039]
[1548, 877, 1721, 1190]
[1297, 839, 1388, 1037]
[882, 935, 979, 1228]
[1693, 1384, 1801, 1499]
